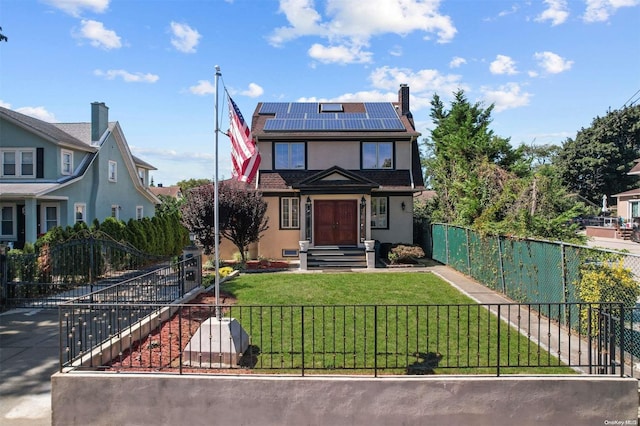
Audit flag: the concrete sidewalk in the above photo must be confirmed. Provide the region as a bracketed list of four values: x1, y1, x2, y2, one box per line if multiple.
[0, 308, 59, 426]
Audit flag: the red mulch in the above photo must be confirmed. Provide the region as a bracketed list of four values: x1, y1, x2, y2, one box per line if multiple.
[107, 291, 252, 374]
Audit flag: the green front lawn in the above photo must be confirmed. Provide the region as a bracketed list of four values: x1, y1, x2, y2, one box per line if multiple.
[220, 271, 575, 375]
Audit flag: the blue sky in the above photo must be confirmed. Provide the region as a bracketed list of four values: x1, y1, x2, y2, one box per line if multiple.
[1, 0, 639, 186]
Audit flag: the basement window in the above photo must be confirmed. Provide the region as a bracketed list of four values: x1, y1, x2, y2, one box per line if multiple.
[282, 249, 299, 257]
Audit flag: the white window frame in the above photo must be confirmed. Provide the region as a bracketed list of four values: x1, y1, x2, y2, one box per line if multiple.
[0, 204, 16, 238]
[40, 203, 59, 234]
[137, 168, 145, 185]
[108, 160, 117, 182]
[371, 197, 388, 229]
[280, 197, 300, 229]
[74, 203, 86, 224]
[362, 142, 393, 169]
[61, 150, 73, 175]
[631, 200, 640, 219]
[1, 148, 36, 177]
[111, 205, 120, 220]
[274, 142, 305, 170]
[136, 206, 144, 220]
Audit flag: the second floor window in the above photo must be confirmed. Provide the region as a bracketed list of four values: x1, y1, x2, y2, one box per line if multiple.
[111, 205, 120, 220]
[275, 142, 305, 169]
[2, 149, 35, 177]
[108, 161, 117, 182]
[61, 150, 73, 175]
[136, 206, 143, 220]
[280, 197, 300, 229]
[362, 142, 393, 169]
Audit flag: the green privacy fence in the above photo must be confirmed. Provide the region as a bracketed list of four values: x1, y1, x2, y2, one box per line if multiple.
[431, 223, 640, 364]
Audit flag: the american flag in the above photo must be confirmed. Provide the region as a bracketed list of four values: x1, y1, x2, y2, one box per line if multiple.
[228, 95, 261, 184]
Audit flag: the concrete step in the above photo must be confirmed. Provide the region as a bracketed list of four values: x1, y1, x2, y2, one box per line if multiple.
[307, 247, 366, 269]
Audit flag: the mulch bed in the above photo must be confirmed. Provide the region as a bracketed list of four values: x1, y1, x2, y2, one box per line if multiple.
[107, 291, 252, 374]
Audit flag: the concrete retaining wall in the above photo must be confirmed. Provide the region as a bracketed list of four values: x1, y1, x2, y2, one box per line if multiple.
[52, 373, 638, 426]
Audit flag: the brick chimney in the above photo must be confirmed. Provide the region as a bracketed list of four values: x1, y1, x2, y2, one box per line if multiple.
[91, 102, 109, 143]
[398, 84, 410, 116]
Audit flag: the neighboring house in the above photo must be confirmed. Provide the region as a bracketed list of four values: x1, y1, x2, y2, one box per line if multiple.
[0, 102, 160, 249]
[613, 159, 640, 222]
[149, 184, 183, 200]
[250, 84, 424, 260]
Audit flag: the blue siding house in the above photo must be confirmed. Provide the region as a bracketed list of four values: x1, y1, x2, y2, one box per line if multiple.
[0, 102, 160, 249]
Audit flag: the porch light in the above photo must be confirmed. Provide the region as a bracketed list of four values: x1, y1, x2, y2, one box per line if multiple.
[306, 197, 312, 212]
[401, 201, 406, 211]
[360, 196, 366, 208]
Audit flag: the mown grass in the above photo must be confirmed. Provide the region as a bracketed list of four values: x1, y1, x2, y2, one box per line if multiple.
[220, 271, 575, 375]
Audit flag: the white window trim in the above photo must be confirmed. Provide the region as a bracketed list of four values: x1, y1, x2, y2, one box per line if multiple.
[108, 160, 117, 182]
[61, 150, 73, 175]
[136, 206, 144, 220]
[280, 197, 300, 229]
[74, 203, 87, 224]
[111, 205, 120, 220]
[40, 203, 59, 234]
[0, 203, 17, 238]
[1, 148, 36, 178]
[137, 168, 145, 185]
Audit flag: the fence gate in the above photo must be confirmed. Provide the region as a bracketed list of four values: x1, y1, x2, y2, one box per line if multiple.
[0, 231, 169, 309]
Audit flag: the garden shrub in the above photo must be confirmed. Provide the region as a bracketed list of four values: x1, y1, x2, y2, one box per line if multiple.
[388, 244, 426, 264]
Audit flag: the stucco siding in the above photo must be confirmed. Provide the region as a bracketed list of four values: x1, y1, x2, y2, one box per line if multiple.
[310, 142, 360, 170]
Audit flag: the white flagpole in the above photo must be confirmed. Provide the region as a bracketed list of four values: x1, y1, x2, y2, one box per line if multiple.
[214, 65, 221, 321]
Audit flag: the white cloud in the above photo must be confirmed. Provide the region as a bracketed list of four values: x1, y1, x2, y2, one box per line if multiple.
[17, 106, 58, 122]
[536, 0, 570, 25]
[389, 45, 403, 57]
[490, 55, 518, 75]
[583, 0, 640, 23]
[449, 56, 466, 68]
[308, 42, 372, 64]
[534, 51, 573, 73]
[76, 19, 121, 49]
[481, 83, 532, 112]
[189, 80, 215, 95]
[0, 100, 11, 108]
[170, 22, 201, 53]
[42, 0, 109, 17]
[269, 0, 457, 63]
[240, 83, 264, 98]
[94, 69, 159, 83]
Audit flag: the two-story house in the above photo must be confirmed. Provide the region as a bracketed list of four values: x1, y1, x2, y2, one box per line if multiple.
[249, 84, 424, 261]
[0, 102, 159, 249]
[613, 159, 640, 223]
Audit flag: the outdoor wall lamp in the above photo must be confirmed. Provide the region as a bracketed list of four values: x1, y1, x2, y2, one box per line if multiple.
[401, 201, 406, 211]
[360, 196, 366, 208]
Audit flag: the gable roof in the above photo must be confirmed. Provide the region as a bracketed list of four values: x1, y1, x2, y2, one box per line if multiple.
[0, 107, 96, 152]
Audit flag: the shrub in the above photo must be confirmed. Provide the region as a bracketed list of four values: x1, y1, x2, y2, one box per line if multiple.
[389, 244, 425, 264]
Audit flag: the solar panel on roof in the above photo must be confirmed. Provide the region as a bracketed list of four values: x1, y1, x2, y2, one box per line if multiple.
[365, 103, 398, 118]
[264, 119, 287, 130]
[307, 113, 335, 119]
[283, 119, 305, 130]
[343, 119, 365, 130]
[363, 119, 385, 130]
[304, 119, 324, 130]
[338, 113, 367, 119]
[260, 103, 289, 115]
[380, 118, 405, 130]
[289, 103, 318, 114]
[323, 120, 344, 130]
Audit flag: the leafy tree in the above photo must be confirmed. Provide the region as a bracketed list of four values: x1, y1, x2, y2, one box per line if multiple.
[555, 105, 640, 205]
[423, 90, 524, 225]
[180, 181, 269, 261]
[155, 194, 183, 216]
[177, 178, 212, 193]
[0, 27, 7, 43]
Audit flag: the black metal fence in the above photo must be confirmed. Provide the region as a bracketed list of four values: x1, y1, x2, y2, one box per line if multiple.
[1, 231, 170, 309]
[59, 297, 628, 377]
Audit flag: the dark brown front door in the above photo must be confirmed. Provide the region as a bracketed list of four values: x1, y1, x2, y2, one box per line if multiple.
[314, 200, 358, 246]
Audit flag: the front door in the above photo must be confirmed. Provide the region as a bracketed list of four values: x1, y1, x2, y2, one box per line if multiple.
[314, 200, 358, 246]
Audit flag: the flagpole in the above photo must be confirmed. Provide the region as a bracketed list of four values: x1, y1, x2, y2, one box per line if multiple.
[214, 65, 221, 321]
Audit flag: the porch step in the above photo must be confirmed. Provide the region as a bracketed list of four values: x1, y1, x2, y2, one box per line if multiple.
[307, 246, 367, 269]
[617, 229, 633, 240]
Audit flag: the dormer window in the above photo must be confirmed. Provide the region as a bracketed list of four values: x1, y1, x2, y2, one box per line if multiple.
[108, 160, 117, 182]
[61, 150, 73, 175]
[320, 103, 343, 113]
